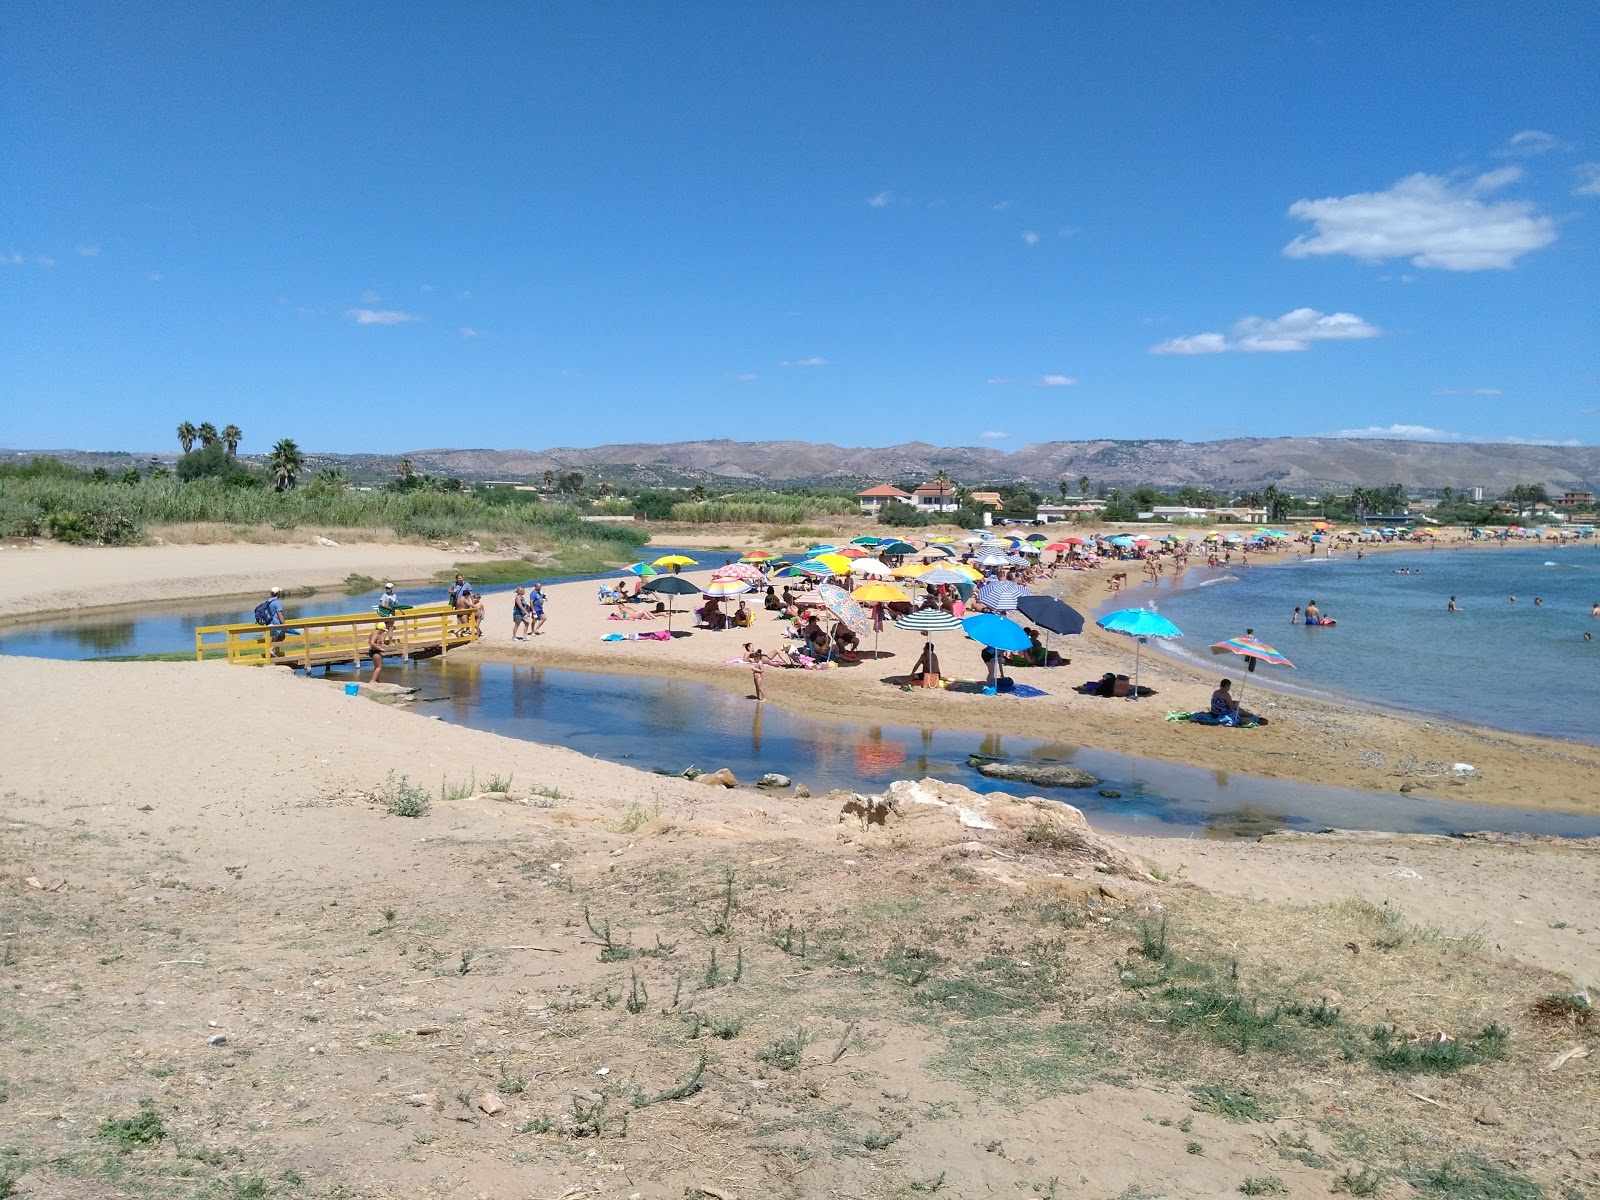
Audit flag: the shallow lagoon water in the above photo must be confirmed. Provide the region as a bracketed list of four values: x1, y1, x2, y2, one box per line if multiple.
[348, 659, 1600, 841]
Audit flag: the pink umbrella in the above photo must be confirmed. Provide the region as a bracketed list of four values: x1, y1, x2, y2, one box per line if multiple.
[712, 562, 768, 584]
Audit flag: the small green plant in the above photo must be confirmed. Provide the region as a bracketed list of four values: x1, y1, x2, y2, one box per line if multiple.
[625, 969, 648, 1014]
[457, 949, 475, 976]
[0, 1168, 16, 1199]
[516, 1115, 553, 1134]
[701, 945, 743, 987]
[616, 801, 651, 833]
[1024, 819, 1078, 851]
[829, 1020, 858, 1064]
[584, 907, 635, 963]
[685, 1012, 743, 1040]
[757, 1028, 808, 1072]
[1239, 1178, 1285, 1196]
[231, 1176, 269, 1199]
[1187, 1141, 1204, 1155]
[567, 1093, 611, 1138]
[99, 1099, 166, 1150]
[485, 773, 514, 794]
[344, 573, 379, 592]
[882, 944, 937, 986]
[530, 784, 566, 801]
[774, 924, 809, 958]
[632, 1051, 707, 1106]
[1333, 1166, 1384, 1196]
[383, 907, 396, 923]
[1413, 1157, 1543, 1199]
[861, 1128, 902, 1150]
[440, 774, 475, 802]
[694, 867, 737, 936]
[1137, 913, 1171, 963]
[379, 772, 430, 818]
[1191, 1084, 1270, 1123]
[497, 1064, 526, 1094]
[909, 1173, 947, 1193]
[1369, 1023, 1507, 1073]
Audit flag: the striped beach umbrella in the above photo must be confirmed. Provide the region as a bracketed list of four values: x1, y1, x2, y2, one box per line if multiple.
[739, 550, 777, 562]
[624, 562, 661, 577]
[712, 562, 768, 583]
[701, 578, 752, 598]
[1210, 635, 1293, 705]
[894, 608, 962, 632]
[976, 580, 1029, 611]
[917, 567, 973, 587]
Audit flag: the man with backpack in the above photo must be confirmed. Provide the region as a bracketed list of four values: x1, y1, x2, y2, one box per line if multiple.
[254, 587, 288, 657]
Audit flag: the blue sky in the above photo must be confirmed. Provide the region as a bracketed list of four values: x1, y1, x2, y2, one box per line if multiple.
[3, 3, 1597, 456]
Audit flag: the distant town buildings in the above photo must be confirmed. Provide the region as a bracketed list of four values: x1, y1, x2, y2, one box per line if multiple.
[855, 484, 911, 515]
[910, 482, 959, 513]
[1558, 490, 1595, 507]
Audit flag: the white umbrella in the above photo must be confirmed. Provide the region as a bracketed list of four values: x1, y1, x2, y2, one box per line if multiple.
[853, 557, 895, 577]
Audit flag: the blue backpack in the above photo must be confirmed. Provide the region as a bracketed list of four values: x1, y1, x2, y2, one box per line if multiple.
[253, 600, 275, 626]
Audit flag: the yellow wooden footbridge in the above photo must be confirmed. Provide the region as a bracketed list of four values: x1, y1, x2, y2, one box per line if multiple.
[195, 604, 480, 669]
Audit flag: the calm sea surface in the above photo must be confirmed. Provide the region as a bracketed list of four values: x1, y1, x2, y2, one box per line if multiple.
[1140, 542, 1600, 744]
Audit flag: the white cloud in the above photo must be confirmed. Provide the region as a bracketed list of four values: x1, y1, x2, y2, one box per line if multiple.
[420, 283, 434, 293]
[1502, 129, 1559, 156]
[146, 271, 163, 283]
[459, 326, 481, 339]
[36, 256, 56, 267]
[866, 191, 893, 208]
[1057, 225, 1080, 238]
[991, 200, 1011, 212]
[347, 308, 419, 325]
[76, 243, 100, 257]
[1575, 162, 1600, 197]
[1021, 230, 1039, 246]
[1283, 169, 1556, 270]
[1035, 374, 1077, 387]
[979, 431, 1010, 440]
[0, 253, 23, 266]
[1431, 387, 1502, 397]
[1151, 308, 1381, 355]
[779, 356, 828, 368]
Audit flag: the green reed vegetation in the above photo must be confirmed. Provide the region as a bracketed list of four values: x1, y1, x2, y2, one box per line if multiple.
[0, 457, 641, 555]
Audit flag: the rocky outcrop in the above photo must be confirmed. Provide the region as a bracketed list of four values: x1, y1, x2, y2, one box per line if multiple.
[969, 758, 1099, 789]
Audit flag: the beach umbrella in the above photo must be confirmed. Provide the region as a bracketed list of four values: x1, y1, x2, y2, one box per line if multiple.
[1016, 595, 1085, 636]
[812, 552, 853, 575]
[793, 559, 835, 578]
[1025, 533, 1049, 543]
[976, 580, 1029, 611]
[642, 574, 702, 631]
[817, 584, 873, 657]
[1210, 635, 1293, 707]
[944, 562, 983, 581]
[962, 613, 1032, 690]
[652, 554, 697, 568]
[976, 552, 1012, 567]
[853, 557, 894, 577]
[701, 578, 752, 598]
[920, 544, 956, 558]
[624, 562, 661, 577]
[849, 536, 881, 546]
[851, 582, 911, 657]
[895, 609, 962, 633]
[1015, 594, 1084, 665]
[878, 540, 918, 557]
[739, 550, 777, 562]
[891, 562, 932, 579]
[713, 562, 768, 584]
[1044, 541, 1073, 552]
[768, 564, 808, 579]
[837, 546, 870, 558]
[805, 544, 837, 556]
[926, 535, 955, 544]
[917, 567, 972, 587]
[1095, 607, 1182, 700]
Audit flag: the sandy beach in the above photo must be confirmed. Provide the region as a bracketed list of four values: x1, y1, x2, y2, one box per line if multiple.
[458, 556, 1600, 817]
[2, 536, 1596, 1197]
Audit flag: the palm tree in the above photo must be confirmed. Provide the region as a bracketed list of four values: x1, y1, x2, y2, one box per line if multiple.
[1260, 484, 1287, 522]
[177, 422, 198, 453]
[689, 484, 708, 502]
[396, 457, 415, 481]
[315, 466, 346, 487]
[268, 439, 305, 491]
[1078, 475, 1090, 497]
[197, 422, 220, 448]
[541, 468, 556, 491]
[221, 425, 242, 456]
[1057, 480, 1069, 500]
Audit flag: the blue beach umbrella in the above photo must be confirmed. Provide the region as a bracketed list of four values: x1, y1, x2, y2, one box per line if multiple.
[962, 613, 1032, 652]
[1095, 607, 1182, 699]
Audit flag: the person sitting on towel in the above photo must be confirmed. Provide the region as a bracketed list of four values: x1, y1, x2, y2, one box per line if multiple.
[1209, 678, 1265, 725]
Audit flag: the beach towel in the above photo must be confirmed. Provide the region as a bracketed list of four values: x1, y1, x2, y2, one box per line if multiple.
[1166, 709, 1261, 729]
[944, 680, 1050, 698]
[601, 630, 673, 643]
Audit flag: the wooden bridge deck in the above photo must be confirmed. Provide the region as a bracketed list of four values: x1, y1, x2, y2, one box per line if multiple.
[195, 604, 480, 669]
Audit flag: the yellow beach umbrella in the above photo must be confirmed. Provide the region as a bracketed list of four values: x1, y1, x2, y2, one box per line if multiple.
[891, 562, 931, 579]
[851, 582, 910, 604]
[812, 553, 853, 575]
[652, 554, 697, 568]
[925, 535, 954, 543]
[946, 562, 983, 580]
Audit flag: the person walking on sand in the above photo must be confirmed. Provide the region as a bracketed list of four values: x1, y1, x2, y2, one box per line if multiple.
[367, 624, 388, 683]
[512, 587, 531, 640]
[529, 583, 548, 635]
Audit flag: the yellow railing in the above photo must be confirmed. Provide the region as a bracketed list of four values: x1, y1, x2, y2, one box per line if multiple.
[195, 604, 479, 668]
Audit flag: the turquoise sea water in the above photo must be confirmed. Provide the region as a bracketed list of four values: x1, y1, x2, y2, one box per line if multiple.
[1140, 542, 1600, 744]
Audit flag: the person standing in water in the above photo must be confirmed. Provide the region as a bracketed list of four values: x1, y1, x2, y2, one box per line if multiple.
[1305, 599, 1322, 624]
[1243, 627, 1258, 672]
[1447, 596, 1459, 613]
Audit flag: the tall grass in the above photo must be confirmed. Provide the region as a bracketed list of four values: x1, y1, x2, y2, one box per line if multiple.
[0, 468, 640, 551]
[668, 494, 857, 525]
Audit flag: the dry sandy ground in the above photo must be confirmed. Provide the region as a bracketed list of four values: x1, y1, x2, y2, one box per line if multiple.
[1, 657, 1596, 1199]
[463, 561, 1600, 817]
[0, 539, 496, 622]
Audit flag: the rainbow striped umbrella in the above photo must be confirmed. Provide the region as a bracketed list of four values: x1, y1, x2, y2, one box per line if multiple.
[1210, 635, 1293, 704]
[701, 578, 752, 598]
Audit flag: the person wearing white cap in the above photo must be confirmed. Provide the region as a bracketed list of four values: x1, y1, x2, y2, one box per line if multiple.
[260, 586, 288, 657]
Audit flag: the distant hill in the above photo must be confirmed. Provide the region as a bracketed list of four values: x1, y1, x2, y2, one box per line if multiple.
[7, 438, 1596, 493]
[403, 437, 1600, 493]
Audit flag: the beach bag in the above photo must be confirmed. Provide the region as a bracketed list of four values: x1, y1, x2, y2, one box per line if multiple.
[253, 600, 275, 626]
